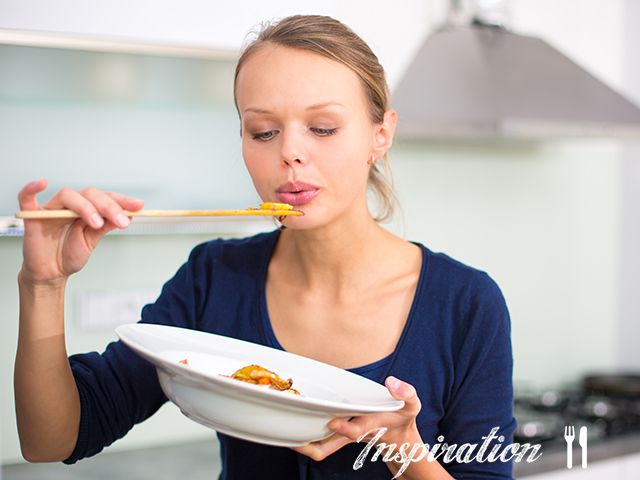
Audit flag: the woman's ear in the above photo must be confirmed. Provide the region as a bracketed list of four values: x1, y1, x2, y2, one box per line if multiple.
[372, 109, 397, 158]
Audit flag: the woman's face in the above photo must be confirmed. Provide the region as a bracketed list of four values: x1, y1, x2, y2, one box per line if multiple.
[235, 45, 394, 229]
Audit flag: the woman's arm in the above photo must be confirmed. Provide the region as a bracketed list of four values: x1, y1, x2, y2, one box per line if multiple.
[15, 273, 80, 462]
[14, 179, 143, 462]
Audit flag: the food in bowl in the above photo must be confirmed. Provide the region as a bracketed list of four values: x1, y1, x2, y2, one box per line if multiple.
[179, 360, 302, 395]
[227, 364, 301, 395]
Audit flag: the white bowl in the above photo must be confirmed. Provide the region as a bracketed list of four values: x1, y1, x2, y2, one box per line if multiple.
[116, 324, 404, 446]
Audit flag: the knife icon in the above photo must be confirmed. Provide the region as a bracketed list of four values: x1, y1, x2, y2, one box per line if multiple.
[579, 426, 587, 468]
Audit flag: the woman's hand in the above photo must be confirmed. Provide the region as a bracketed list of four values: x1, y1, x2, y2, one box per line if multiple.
[293, 376, 452, 479]
[293, 376, 421, 461]
[18, 179, 145, 285]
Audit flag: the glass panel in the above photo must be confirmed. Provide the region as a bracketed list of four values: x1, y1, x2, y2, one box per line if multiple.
[0, 45, 258, 216]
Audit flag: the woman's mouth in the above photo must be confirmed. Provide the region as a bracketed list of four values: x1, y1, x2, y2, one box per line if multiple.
[276, 182, 320, 205]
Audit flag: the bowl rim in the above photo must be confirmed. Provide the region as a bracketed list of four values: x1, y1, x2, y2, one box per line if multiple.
[116, 323, 405, 415]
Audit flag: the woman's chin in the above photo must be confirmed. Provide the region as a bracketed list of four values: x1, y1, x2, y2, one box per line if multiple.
[280, 210, 347, 231]
[279, 208, 322, 230]
[279, 216, 314, 230]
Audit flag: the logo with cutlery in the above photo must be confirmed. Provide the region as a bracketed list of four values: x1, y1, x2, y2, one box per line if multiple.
[564, 426, 587, 468]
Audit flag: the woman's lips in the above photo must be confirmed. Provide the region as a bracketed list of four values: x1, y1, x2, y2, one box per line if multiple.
[276, 189, 319, 205]
[276, 182, 319, 206]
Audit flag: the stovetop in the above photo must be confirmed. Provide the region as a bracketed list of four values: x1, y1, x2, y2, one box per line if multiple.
[514, 379, 640, 449]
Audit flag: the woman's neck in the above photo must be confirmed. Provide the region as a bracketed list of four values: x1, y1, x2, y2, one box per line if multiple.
[275, 209, 397, 296]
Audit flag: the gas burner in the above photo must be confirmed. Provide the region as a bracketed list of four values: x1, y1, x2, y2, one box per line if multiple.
[513, 374, 640, 446]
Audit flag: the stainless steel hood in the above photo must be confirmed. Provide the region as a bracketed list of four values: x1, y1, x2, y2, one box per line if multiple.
[392, 23, 640, 139]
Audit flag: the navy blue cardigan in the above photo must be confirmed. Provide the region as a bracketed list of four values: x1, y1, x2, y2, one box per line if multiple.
[66, 230, 516, 479]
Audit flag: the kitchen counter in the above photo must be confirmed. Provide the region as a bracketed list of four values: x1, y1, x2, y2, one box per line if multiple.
[1, 439, 221, 480]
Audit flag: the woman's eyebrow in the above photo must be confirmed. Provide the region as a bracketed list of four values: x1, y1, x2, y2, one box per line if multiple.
[306, 101, 344, 111]
[243, 107, 273, 114]
[243, 102, 344, 115]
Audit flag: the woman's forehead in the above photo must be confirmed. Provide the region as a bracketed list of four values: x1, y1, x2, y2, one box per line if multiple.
[235, 45, 366, 112]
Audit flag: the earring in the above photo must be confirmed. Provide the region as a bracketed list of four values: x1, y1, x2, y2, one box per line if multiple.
[368, 155, 376, 165]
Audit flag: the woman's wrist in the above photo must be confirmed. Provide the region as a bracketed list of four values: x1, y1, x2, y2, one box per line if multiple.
[18, 268, 68, 296]
[18, 269, 68, 340]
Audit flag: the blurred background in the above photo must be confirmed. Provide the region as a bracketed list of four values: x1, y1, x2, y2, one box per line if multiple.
[1, 0, 640, 478]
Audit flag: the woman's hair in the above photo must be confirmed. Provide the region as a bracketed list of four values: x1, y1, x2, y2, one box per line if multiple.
[234, 15, 398, 223]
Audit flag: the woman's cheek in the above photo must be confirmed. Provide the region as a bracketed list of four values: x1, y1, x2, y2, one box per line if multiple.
[242, 157, 267, 198]
[330, 153, 368, 189]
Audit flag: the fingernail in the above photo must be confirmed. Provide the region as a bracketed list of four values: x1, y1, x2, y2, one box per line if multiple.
[387, 376, 401, 390]
[90, 213, 104, 228]
[116, 213, 130, 228]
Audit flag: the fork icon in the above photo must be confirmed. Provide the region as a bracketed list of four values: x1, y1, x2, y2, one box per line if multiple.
[564, 426, 575, 468]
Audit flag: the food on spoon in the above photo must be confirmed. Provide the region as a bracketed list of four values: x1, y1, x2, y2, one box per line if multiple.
[260, 202, 294, 211]
[227, 364, 301, 395]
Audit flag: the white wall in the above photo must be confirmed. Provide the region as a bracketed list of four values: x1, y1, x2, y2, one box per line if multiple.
[510, 0, 627, 95]
[388, 138, 622, 387]
[617, 0, 640, 369]
[0, 0, 635, 467]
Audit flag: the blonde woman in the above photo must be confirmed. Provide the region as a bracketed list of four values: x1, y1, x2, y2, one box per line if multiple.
[15, 15, 515, 480]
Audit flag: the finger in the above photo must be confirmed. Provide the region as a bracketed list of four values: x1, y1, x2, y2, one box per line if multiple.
[79, 187, 133, 229]
[82, 190, 145, 228]
[83, 217, 121, 247]
[328, 379, 421, 442]
[328, 415, 384, 443]
[44, 187, 107, 229]
[17, 179, 48, 211]
[291, 433, 353, 462]
[104, 191, 145, 214]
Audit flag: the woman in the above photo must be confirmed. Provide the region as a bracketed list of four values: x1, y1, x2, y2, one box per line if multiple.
[15, 15, 515, 480]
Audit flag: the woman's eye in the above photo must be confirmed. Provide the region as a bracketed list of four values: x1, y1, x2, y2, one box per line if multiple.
[311, 127, 338, 136]
[252, 131, 277, 141]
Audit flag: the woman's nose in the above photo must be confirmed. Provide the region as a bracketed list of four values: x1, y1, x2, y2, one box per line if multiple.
[280, 129, 307, 166]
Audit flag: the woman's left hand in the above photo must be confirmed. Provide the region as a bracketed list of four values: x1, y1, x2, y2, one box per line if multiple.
[292, 376, 422, 462]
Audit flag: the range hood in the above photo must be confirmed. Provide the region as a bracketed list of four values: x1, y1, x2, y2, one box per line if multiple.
[392, 22, 640, 139]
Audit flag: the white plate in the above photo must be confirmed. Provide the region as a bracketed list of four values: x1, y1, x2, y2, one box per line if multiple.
[116, 324, 404, 446]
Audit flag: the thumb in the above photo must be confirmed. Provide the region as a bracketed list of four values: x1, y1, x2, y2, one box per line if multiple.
[18, 179, 48, 211]
[386, 377, 421, 417]
[385, 376, 415, 401]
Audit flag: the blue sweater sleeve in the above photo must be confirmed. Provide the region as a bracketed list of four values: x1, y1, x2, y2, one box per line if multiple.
[64, 241, 209, 464]
[433, 272, 516, 479]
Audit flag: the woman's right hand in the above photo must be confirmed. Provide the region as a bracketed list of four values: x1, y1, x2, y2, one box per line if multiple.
[15, 179, 144, 462]
[18, 179, 145, 285]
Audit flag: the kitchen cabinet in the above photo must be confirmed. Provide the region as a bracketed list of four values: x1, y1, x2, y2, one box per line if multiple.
[0, 41, 258, 217]
[0, 0, 336, 52]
